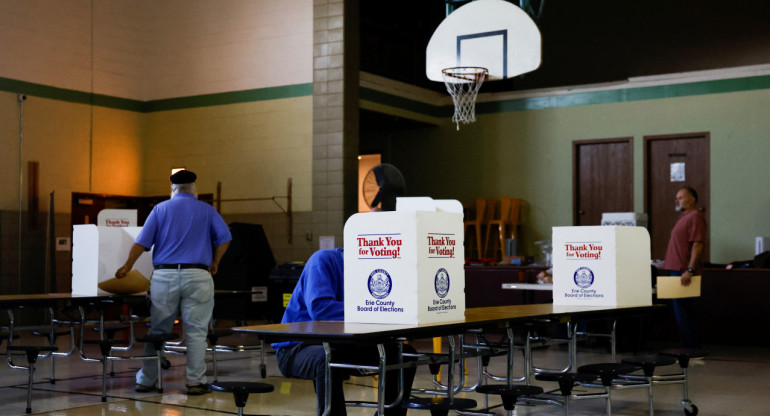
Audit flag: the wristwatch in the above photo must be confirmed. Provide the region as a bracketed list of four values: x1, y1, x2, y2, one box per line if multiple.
[686, 268, 695, 274]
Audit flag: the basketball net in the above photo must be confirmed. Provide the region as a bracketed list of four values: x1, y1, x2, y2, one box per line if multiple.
[442, 67, 488, 130]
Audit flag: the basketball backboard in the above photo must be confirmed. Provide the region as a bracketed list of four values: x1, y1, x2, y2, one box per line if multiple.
[426, 0, 542, 82]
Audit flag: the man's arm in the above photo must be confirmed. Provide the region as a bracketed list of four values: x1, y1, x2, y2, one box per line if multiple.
[115, 243, 149, 278]
[681, 241, 704, 286]
[209, 241, 230, 275]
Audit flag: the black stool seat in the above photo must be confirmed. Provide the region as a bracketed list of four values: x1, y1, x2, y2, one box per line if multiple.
[137, 332, 180, 345]
[536, 372, 598, 395]
[208, 329, 233, 345]
[210, 381, 275, 394]
[93, 323, 130, 339]
[402, 397, 477, 416]
[476, 384, 543, 410]
[415, 352, 463, 375]
[83, 339, 130, 356]
[659, 348, 708, 368]
[32, 329, 71, 339]
[210, 381, 274, 416]
[622, 354, 677, 376]
[7, 345, 58, 363]
[578, 363, 636, 386]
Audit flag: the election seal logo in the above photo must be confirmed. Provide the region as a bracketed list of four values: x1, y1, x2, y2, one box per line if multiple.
[368, 269, 392, 299]
[573, 267, 594, 289]
[434, 268, 450, 298]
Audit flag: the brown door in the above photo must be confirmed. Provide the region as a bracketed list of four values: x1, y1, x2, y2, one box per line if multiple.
[645, 133, 710, 261]
[573, 138, 634, 225]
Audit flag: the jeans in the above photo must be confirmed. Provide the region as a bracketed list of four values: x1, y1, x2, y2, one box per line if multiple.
[136, 268, 214, 387]
[277, 342, 417, 416]
[666, 270, 700, 349]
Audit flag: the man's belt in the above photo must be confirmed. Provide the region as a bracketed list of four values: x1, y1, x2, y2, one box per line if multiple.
[154, 264, 209, 270]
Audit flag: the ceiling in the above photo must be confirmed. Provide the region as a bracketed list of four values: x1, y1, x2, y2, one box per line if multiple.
[360, 0, 770, 94]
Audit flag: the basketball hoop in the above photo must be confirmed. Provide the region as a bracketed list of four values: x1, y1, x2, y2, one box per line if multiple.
[442, 67, 488, 130]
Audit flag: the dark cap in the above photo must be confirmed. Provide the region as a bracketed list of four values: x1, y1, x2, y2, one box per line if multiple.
[170, 170, 197, 184]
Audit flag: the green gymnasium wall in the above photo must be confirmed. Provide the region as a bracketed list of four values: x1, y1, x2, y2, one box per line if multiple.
[367, 86, 770, 264]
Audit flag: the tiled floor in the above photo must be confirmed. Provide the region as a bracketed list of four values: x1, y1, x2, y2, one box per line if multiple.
[1, 330, 769, 416]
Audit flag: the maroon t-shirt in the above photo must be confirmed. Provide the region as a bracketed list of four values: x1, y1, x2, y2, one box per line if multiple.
[663, 209, 707, 272]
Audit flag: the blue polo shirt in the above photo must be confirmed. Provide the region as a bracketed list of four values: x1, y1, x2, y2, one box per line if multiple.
[271, 248, 344, 351]
[135, 193, 232, 266]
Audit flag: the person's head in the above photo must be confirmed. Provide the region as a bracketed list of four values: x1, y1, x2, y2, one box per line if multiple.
[170, 170, 198, 198]
[675, 186, 697, 212]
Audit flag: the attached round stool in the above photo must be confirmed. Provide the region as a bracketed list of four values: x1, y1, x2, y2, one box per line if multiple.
[207, 328, 233, 382]
[136, 333, 180, 393]
[7, 345, 58, 413]
[475, 384, 543, 412]
[535, 372, 598, 415]
[621, 354, 677, 416]
[578, 363, 636, 416]
[659, 349, 708, 416]
[402, 397, 477, 416]
[210, 381, 274, 416]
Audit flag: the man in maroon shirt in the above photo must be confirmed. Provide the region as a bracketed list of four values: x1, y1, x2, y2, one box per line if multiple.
[663, 186, 706, 348]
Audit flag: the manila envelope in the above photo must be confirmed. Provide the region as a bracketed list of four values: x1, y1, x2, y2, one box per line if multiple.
[656, 275, 701, 299]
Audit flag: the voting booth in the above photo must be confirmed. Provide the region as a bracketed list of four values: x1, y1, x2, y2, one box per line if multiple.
[552, 226, 652, 307]
[72, 224, 153, 296]
[343, 198, 465, 324]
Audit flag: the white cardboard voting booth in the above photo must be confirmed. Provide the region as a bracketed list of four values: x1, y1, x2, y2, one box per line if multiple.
[552, 226, 652, 307]
[97, 209, 138, 227]
[344, 199, 465, 324]
[72, 224, 153, 296]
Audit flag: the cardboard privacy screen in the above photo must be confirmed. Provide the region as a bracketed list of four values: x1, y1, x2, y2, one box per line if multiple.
[344, 199, 465, 325]
[552, 226, 652, 307]
[72, 225, 153, 296]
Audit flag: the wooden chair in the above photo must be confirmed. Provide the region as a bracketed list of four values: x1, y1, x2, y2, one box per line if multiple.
[464, 198, 495, 258]
[484, 197, 522, 260]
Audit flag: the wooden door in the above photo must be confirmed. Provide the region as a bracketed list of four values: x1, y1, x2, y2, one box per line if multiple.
[645, 133, 710, 261]
[573, 138, 634, 225]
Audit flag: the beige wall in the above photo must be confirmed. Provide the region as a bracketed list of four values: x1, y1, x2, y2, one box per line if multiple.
[0, 0, 314, 213]
[0, 0, 312, 100]
[0, 0, 315, 292]
[373, 87, 770, 264]
[141, 98, 313, 213]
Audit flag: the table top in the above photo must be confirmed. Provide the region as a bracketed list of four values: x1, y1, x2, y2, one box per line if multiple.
[233, 303, 655, 343]
[501, 283, 553, 291]
[0, 293, 144, 308]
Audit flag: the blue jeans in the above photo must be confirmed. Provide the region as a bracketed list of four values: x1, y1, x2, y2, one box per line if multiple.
[277, 342, 417, 416]
[136, 268, 214, 387]
[666, 270, 700, 349]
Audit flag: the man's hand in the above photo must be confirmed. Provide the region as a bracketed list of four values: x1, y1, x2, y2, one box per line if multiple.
[680, 270, 693, 287]
[209, 263, 219, 276]
[115, 265, 130, 279]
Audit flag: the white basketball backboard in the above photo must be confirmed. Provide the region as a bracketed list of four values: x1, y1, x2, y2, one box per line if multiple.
[426, 0, 542, 82]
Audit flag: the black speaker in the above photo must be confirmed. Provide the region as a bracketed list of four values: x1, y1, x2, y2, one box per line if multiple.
[755, 251, 770, 269]
[215, 223, 276, 290]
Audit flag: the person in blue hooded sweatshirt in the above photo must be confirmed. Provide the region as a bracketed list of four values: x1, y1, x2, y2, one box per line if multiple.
[272, 247, 417, 415]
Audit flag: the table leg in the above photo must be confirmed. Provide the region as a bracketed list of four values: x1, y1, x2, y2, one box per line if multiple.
[323, 342, 332, 416]
[377, 343, 386, 415]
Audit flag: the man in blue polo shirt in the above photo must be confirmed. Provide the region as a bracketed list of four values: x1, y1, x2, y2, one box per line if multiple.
[115, 169, 231, 395]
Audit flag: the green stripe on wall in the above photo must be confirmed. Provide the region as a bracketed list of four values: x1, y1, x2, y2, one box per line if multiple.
[144, 84, 313, 112]
[0, 77, 312, 112]
[3, 74, 770, 115]
[476, 75, 770, 114]
[359, 87, 448, 118]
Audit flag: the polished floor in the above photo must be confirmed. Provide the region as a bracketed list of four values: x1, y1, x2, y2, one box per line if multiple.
[1, 330, 769, 416]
